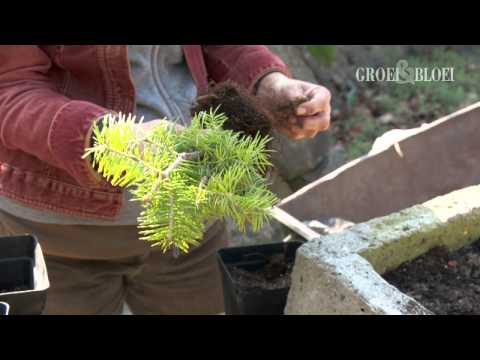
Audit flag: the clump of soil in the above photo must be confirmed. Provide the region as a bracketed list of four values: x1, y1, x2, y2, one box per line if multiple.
[271, 95, 310, 132]
[191, 80, 314, 140]
[228, 253, 293, 290]
[383, 239, 480, 315]
[191, 81, 273, 138]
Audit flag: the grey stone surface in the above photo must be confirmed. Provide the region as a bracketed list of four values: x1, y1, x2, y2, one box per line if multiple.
[266, 45, 332, 185]
[287, 252, 430, 315]
[268, 45, 318, 83]
[270, 130, 331, 184]
[225, 217, 291, 248]
[285, 185, 480, 315]
[267, 170, 294, 200]
[322, 143, 347, 175]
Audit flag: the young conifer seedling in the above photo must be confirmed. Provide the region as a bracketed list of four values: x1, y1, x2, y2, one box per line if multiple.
[84, 110, 278, 254]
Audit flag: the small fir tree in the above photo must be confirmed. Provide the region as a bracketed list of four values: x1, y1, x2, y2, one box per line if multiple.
[84, 110, 278, 254]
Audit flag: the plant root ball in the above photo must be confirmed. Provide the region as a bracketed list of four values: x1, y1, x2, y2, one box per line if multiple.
[191, 81, 273, 138]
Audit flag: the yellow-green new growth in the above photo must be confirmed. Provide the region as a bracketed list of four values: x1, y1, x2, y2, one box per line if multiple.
[84, 110, 278, 253]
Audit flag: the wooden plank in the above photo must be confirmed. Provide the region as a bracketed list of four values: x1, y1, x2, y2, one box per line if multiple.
[270, 207, 321, 242]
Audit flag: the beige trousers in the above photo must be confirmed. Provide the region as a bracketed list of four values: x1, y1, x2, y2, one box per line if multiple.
[0, 209, 229, 315]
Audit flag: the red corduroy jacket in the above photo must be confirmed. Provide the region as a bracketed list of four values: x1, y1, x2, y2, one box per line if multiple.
[0, 45, 289, 220]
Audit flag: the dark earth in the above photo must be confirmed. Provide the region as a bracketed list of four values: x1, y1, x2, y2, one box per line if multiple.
[191, 81, 273, 138]
[191, 80, 312, 139]
[228, 253, 293, 290]
[383, 238, 480, 315]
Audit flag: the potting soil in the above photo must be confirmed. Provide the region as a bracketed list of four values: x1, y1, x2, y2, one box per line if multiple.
[227, 254, 293, 290]
[191, 81, 272, 138]
[383, 238, 480, 315]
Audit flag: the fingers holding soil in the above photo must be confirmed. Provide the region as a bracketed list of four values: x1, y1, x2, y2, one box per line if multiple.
[190, 81, 330, 141]
[296, 86, 331, 115]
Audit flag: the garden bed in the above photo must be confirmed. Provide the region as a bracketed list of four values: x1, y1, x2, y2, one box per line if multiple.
[280, 104, 480, 315]
[284, 183, 480, 315]
[383, 238, 480, 315]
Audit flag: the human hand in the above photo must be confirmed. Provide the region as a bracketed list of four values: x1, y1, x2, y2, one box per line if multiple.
[137, 118, 185, 137]
[256, 72, 331, 140]
[87, 115, 186, 173]
[89, 114, 185, 148]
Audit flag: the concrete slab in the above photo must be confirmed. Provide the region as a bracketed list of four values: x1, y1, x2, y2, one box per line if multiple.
[285, 185, 480, 314]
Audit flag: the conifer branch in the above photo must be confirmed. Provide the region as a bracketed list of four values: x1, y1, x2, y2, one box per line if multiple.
[147, 151, 202, 201]
[163, 151, 201, 179]
[85, 111, 278, 253]
[96, 144, 160, 174]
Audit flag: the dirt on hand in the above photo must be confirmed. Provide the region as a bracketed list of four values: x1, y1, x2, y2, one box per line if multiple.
[383, 239, 480, 315]
[272, 95, 310, 130]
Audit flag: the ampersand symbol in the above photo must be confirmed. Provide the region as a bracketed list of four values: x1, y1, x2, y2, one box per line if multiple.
[396, 59, 415, 84]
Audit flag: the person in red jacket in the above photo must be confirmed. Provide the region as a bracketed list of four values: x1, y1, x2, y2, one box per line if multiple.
[0, 45, 331, 314]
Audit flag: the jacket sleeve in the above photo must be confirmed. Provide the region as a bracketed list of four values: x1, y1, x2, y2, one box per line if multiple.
[0, 45, 112, 187]
[202, 45, 291, 93]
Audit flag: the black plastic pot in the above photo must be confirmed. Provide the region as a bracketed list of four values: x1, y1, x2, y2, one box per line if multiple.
[217, 241, 304, 315]
[0, 235, 49, 315]
[0, 302, 9, 315]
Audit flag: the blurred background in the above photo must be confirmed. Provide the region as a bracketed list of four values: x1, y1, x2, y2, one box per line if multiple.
[227, 45, 480, 246]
